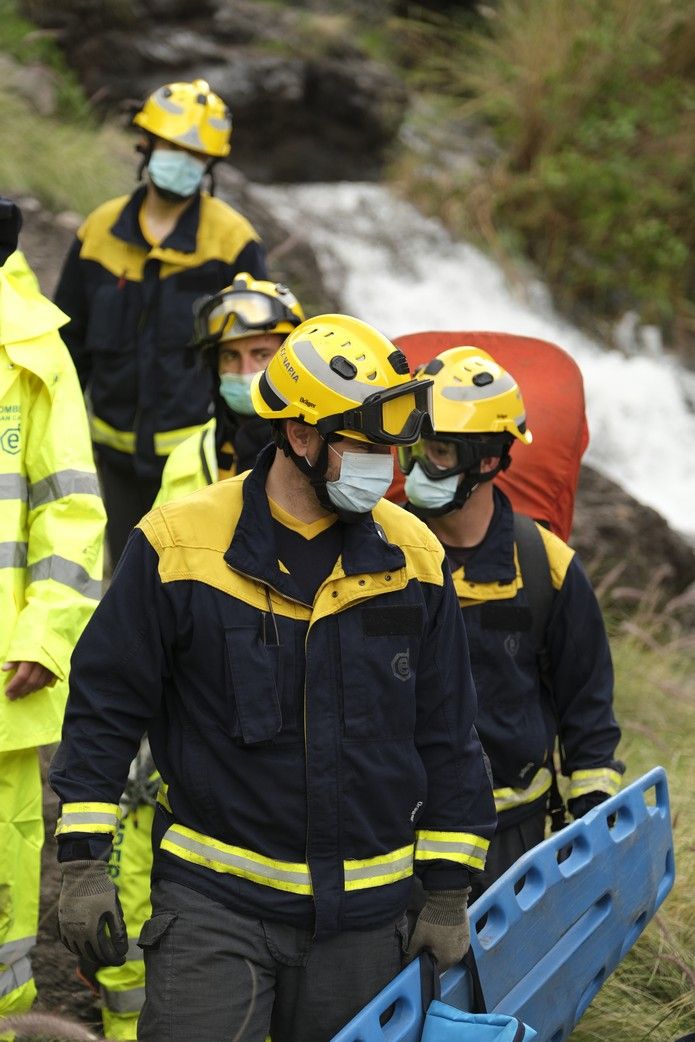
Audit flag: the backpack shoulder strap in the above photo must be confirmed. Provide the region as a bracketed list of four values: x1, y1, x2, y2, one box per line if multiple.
[513, 513, 553, 654]
[513, 512, 568, 827]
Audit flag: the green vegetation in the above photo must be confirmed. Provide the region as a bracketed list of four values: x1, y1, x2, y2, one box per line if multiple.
[389, 0, 695, 356]
[568, 591, 695, 1039]
[0, 0, 132, 214]
[0, 89, 132, 214]
[0, 0, 89, 120]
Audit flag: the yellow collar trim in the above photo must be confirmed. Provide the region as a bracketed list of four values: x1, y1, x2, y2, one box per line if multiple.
[268, 496, 338, 540]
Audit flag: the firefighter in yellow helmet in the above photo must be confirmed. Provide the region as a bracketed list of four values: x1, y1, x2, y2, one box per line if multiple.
[400, 347, 622, 899]
[156, 274, 305, 504]
[54, 79, 267, 566]
[90, 277, 304, 1041]
[51, 316, 496, 1042]
[0, 198, 105, 1026]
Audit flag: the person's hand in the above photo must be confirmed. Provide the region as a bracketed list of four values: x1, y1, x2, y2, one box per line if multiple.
[568, 790, 612, 819]
[405, 888, 471, 971]
[2, 660, 56, 699]
[58, 860, 128, 966]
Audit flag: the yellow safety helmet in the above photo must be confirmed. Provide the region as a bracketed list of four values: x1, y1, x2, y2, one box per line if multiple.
[132, 79, 232, 158]
[399, 346, 532, 502]
[420, 346, 532, 443]
[193, 274, 304, 358]
[251, 315, 434, 445]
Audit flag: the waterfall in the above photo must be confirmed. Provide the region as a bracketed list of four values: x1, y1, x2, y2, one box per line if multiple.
[253, 182, 694, 539]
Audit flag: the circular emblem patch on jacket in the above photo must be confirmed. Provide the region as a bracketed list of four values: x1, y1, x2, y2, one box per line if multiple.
[0, 425, 20, 454]
[504, 633, 520, 658]
[391, 650, 412, 682]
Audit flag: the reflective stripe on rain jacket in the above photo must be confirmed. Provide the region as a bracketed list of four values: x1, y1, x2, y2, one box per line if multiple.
[451, 488, 621, 826]
[53, 186, 267, 479]
[51, 443, 496, 937]
[0, 251, 106, 752]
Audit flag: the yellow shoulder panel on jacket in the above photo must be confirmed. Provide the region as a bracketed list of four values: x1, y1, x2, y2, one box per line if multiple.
[372, 499, 445, 587]
[140, 475, 245, 555]
[167, 194, 259, 271]
[537, 524, 575, 591]
[137, 478, 311, 620]
[78, 195, 145, 281]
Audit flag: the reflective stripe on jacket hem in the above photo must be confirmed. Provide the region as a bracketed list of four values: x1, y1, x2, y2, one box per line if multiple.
[90, 416, 205, 458]
[154, 425, 206, 457]
[90, 416, 136, 454]
[101, 983, 146, 1014]
[414, 830, 489, 871]
[569, 767, 622, 800]
[493, 767, 553, 813]
[55, 802, 121, 836]
[161, 823, 417, 895]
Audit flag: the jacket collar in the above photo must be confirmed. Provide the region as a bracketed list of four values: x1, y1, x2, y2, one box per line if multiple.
[111, 185, 202, 254]
[225, 443, 405, 600]
[454, 486, 517, 585]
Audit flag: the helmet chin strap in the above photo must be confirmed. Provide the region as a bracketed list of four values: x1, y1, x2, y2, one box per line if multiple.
[409, 452, 511, 521]
[273, 426, 366, 525]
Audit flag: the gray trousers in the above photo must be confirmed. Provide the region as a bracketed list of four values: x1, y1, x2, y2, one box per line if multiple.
[469, 808, 546, 903]
[137, 879, 408, 1042]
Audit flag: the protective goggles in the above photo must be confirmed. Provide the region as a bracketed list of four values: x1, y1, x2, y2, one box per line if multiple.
[316, 379, 434, 446]
[398, 432, 512, 479]
[193, 290, 300, 346]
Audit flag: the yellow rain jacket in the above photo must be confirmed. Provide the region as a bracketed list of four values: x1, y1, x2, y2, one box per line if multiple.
[0, 251, 106, 751]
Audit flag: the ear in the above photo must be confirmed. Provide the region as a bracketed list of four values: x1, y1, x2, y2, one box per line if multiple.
[285, 420, 319, 459]
[479, 456, 501, 475]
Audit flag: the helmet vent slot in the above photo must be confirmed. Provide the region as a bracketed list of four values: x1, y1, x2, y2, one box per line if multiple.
[330, 355, 358, 380]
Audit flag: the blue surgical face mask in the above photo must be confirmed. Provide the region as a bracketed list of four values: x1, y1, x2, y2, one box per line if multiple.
[219, 372, 256, 416]
[148, 149, 206, 198]
[404, 462, 459, 512]
[325, 447, 394, 515]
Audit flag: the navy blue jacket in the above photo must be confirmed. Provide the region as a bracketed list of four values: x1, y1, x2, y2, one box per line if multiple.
[54, 186, 266, 480]
[447, 489, 621, 826]
[51, 445, 496, 937]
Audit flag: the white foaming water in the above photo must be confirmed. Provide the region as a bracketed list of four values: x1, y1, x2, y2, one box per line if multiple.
[253, 182, 694, 538]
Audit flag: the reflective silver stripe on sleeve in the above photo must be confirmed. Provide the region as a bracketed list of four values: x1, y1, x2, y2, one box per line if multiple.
[27, 555, 102, 600]
[29, 470, 101, 509]
[0, 541, 28, 568]
[343, 850, 413, 887]
[416, 837, 487, 860]
[101, 984, 146, 1013]
[0, 936, 36, 964]
[0, 956, 33, 997]
[57, 810, 120, 830]
[0, 474, 27, 501]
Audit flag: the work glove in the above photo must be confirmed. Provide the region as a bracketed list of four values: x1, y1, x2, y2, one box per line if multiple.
[58, 860, 128, 966]
[568, 790, 612, 820]
[405, 888, 471, 971]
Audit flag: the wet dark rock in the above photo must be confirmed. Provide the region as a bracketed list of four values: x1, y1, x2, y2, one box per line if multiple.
[19, 0, 408, 182]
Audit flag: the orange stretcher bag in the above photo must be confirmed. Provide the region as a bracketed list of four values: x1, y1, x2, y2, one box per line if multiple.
[388, 331, 589, 543]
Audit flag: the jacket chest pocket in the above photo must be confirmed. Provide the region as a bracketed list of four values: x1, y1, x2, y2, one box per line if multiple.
[86, 283, 137, 354]
[224, 618, 297, 744]
[339, 605, 423, 740]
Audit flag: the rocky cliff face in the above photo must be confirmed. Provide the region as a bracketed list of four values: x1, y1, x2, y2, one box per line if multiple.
[19, 0, 408, 182]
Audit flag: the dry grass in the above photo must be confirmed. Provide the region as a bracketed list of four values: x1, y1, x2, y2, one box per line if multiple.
[569, 590, 695, 1039]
